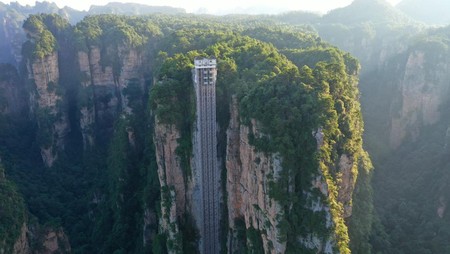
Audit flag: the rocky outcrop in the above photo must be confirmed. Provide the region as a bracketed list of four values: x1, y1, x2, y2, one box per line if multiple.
[226, 99, 286, 254]
[389, 50, 450, 148]
[12, 224, 30, 254]
[9, 224, 71, 254]
[337, 154, 356, 218]
[27, 52, 69, 167]
[39, 229, 71, 254]
[30, 227, 71, 254]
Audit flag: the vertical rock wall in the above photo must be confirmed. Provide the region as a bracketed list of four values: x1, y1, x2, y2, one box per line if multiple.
[0, 64, 26, 116]
[77, 46, 144, 147]
[154, 121, 186, 253]
[226, 99, 286, 253]
[77, 50, 95, 148]
[390, 50, 450, 148]
[226, 99, 359, 253]
[154, 122, 186, 217]
[27, 52, 69, 167]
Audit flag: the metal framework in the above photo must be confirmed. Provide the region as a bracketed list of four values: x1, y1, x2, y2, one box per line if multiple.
[193, 57, 219, 254]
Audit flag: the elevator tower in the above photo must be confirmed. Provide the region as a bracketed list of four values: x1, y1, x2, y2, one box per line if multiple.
[193, 57, 219, 254]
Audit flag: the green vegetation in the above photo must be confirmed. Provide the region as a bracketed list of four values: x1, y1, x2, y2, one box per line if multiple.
[246, 227, 265, 254]
[6, 1, 450, 253]
[1, 11, 375, 254]
[151, 53, 197, 180]
[22, 14, 69, 59]
[20, 14, 72, 158]
[74, 15, 161, 77]
[273, 8, 446, 253]
[348, 152, 374, 254]
[149, 23, 370, 252]
[237, 46, 365, 253]
[0, 163, 27, 253]
[75, 15, 162, 49]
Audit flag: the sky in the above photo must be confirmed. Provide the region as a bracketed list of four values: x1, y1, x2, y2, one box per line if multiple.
[4, 0, 403, 14]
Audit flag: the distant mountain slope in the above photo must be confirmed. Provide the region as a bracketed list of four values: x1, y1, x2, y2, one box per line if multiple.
[397, 0, 450, 25]
[323, 0, 412, 24]
[88, 2, 185, 15]
[276, 11, 321, 24]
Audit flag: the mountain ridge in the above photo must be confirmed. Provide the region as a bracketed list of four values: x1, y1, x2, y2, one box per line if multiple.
[323, 0, 413, 24]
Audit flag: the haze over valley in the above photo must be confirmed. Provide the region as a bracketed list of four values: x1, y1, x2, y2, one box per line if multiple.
[4, 0, 404, 14]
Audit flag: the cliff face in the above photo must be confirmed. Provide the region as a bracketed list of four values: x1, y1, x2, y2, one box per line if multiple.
[0, 64, 26, 116]
[364, 32, 450, 252]
[389, 50, 450, 148]
[153, 121, 185, 253]
[28, 53, 60, 110]
[27, 52, 69, 167]
[11, 225, 71, 254]
[35, 228, 71, 254]
[154, 121, 186, 218]
[337, 154, 356, 218]
[319, 22, 449, 151]
[25, 43, 145, 163]
[226, 99, 286, 253]
[226, 100, 360, 253]
[77, 46, 144, 147]
[12, 224, 30, 254]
